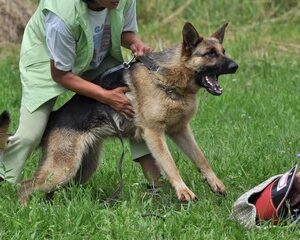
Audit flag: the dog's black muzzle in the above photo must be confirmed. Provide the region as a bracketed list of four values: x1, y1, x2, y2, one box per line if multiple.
[221, 56, 239, 75]
[196, 57, 239, 96]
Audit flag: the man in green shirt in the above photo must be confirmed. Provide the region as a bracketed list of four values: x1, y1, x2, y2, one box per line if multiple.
[0, 0, 160, 190]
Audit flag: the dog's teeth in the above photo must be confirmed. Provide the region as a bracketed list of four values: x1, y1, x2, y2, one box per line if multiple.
[204, 76, 213, 87]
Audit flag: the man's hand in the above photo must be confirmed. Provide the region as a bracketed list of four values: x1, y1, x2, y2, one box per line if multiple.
[102, 87, 134, 118]
[50, 60, 134, 118]
[130, 41, 152, 57]
[122, 32, 152, 57]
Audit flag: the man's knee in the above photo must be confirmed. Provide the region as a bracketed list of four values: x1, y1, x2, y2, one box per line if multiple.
[15, 131, 43, 149]
[130, 140, 151, 160]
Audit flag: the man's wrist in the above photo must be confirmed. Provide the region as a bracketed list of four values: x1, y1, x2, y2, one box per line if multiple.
[121, 31, 139, 48]
[95, 87, 110, 104]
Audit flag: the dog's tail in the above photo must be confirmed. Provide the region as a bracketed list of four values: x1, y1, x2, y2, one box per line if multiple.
[0, 111, 10, 152]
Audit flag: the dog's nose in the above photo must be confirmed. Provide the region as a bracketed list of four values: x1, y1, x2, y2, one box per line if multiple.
[228, 61, 238, 73]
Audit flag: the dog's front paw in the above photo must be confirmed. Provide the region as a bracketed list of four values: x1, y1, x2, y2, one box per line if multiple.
[175, 183, 197, 202]
[205, 173, 226, 194]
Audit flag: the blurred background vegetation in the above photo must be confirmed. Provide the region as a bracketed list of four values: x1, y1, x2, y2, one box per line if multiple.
[137, 0, 300, 45]
[0, 1, 300, 239]
[1, 0, 300, 47]
[2, 0, 300, 78]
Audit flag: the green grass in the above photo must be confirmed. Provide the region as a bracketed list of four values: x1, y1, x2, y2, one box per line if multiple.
[1, 1, 300, 239]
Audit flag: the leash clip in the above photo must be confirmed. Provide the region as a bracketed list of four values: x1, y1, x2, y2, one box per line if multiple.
[123, 56, 135, 69]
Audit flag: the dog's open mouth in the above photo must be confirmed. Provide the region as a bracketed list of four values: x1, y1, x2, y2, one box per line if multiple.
[197, 74, 223, 96]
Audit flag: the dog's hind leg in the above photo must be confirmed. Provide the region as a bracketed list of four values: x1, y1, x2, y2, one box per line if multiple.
[143, 128, 197, 202]
[74, 141, 102, 185]
[18, 130, 88, 205]
[169, 125, 226, 194]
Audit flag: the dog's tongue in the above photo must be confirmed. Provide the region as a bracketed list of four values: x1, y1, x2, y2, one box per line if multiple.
[204, 75, 223, 96]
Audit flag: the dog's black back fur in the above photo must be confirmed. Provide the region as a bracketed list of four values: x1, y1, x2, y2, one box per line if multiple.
[46, 65, 131, 132]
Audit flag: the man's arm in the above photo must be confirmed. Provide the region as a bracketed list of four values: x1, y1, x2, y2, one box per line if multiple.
[50, 60, 134, 117]
[121, 0, 151, 56]
[121, 31, 152, 56]
[45, 12, 133, 117]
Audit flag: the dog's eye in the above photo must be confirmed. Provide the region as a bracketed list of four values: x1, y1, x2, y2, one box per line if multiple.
[205, 50, 217, 58]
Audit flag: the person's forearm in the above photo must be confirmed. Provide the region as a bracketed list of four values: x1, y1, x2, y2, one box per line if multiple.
[50, 61, 134, 116]
[121, 31, 142, 49]
[121, 32, 152, 56]
[50, 61, 109, 103]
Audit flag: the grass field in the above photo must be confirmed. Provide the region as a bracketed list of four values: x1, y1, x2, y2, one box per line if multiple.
[1, 0, 300, 239]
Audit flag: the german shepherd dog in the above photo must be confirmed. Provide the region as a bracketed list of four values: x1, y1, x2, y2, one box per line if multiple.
[0, 22, 238, 204]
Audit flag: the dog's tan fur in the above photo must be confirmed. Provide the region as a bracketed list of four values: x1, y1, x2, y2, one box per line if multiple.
[0, 23, 238, 204]
[126, 45, 227, 201]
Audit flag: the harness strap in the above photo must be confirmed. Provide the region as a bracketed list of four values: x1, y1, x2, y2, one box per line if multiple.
[100, 64, 127, 80]
[137, 56, 186, 100]
[100, 56, 135, 81]
[156, 83, 184, 100]
[104, 108, 125, 203]
[99, 56, 135, 203]
[136, 56, 161, 72]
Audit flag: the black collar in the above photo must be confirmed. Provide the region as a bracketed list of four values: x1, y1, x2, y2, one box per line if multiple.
[136, 56, 161, 72]
[136, 56, 185, 100]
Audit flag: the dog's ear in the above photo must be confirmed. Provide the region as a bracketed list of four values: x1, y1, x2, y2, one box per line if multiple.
[182, 22, 203, 56]
[211, 22, 228, 44]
